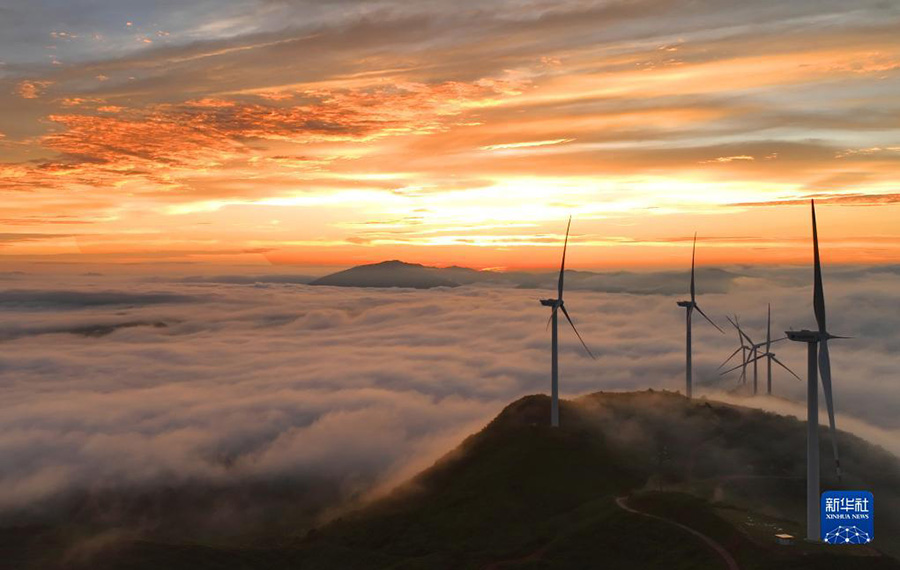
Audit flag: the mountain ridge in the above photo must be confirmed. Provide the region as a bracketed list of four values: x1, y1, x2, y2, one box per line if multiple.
[309, 259, 742, 294]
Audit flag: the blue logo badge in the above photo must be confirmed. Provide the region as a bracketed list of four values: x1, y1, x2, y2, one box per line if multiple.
[821, 491, 873, 544]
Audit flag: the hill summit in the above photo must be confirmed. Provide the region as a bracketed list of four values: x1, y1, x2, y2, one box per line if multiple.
[290, 390, 900, 569]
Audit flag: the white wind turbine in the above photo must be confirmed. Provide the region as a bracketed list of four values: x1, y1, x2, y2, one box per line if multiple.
[785, 199, 847, 541]
[721, 309, 800, 394]
[540, 217, 596, 427]
[729, 316, 759, 391]
[676, 233, 723, 398]
[762, 304, 802, 394]
[718, 315, 750, 385]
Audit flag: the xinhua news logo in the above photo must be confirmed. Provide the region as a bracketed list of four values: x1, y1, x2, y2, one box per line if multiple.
[821, 490, 874, 545]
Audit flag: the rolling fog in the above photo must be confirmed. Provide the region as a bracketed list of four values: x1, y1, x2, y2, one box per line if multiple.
[0, 264, 898, 533]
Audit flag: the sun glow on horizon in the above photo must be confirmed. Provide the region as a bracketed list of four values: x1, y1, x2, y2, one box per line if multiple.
[1, 1, 898, 271]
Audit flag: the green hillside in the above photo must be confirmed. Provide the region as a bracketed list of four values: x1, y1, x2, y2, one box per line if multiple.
[4, 391, 899, 569]
[287, 391, 900, 569]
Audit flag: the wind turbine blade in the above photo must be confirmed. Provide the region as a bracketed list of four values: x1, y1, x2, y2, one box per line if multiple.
[771, 354, 801, 381]
[694, 304, 724, 333]
[545, 307, 556, 331]
[558, 216, 571, 301]
[718, 346, 743, 370]
[768, 336, 789, 344]
[818, 339, 842, 481]
[721, 353, 765, 375]
[726, 315, 753, 344]
[560, 304, 596, 360]
[690, 232, 697, 302]
[811, 200, 827, 333]
[766, 303, 771, 351]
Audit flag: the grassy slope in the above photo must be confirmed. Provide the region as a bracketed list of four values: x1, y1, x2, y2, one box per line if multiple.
[6, 390, 900, 569]
[287, 391, 900, 569]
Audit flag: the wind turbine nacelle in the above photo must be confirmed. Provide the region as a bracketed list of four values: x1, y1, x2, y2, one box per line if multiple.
[540, 299, 558, 307]
[676, 300, 693, 307]
[786, 330, 820, 343]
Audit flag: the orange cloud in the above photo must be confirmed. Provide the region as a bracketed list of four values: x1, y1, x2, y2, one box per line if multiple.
[480, 138, 574, 151]
[5, 77, 526, 195]
[1, 2, 898, 268]
[700, 155, 755, 164]
[731, 193, 900, 207]
[15, 80, 53, 99]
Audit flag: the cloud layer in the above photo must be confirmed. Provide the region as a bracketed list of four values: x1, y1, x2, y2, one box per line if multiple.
[0, 265, 898, 536]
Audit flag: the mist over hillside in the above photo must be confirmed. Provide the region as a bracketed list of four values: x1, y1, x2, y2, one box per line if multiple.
[292, 391, 900, 566]
[0, 265, 899, 565]
[5, 391, 900, 568]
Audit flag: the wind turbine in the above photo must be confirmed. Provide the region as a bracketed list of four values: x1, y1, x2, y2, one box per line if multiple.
[540, 217, 596, 427]
[758, 304, 800, 394]
[676, 233, 724, 398]
[722, 310, 800, 394]
[785, 199, 847, 541]
[718, 315, 750, 385]
[728, 316, 760, 393]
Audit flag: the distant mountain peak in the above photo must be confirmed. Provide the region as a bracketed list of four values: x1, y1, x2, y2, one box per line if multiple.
[310, 260, 458, 289]
[309, 261, 745, 294]
[370, 259, 424, 268]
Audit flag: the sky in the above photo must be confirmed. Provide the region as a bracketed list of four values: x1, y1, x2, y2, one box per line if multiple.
[3, 2, 900, 554]
[1, 0, 899, 270]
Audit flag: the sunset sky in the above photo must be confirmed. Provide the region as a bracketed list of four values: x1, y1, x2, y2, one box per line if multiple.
[1, 0, 899, 271]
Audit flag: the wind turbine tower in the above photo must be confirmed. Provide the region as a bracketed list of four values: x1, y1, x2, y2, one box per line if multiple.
[676, 233, 724, 398]
[786, 200, 846, 541]
[540, 217, 596, 427]
[767, 304, 773, 394]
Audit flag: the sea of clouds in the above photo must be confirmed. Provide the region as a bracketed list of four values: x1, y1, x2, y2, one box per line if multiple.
[0, 265, 898, 533]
